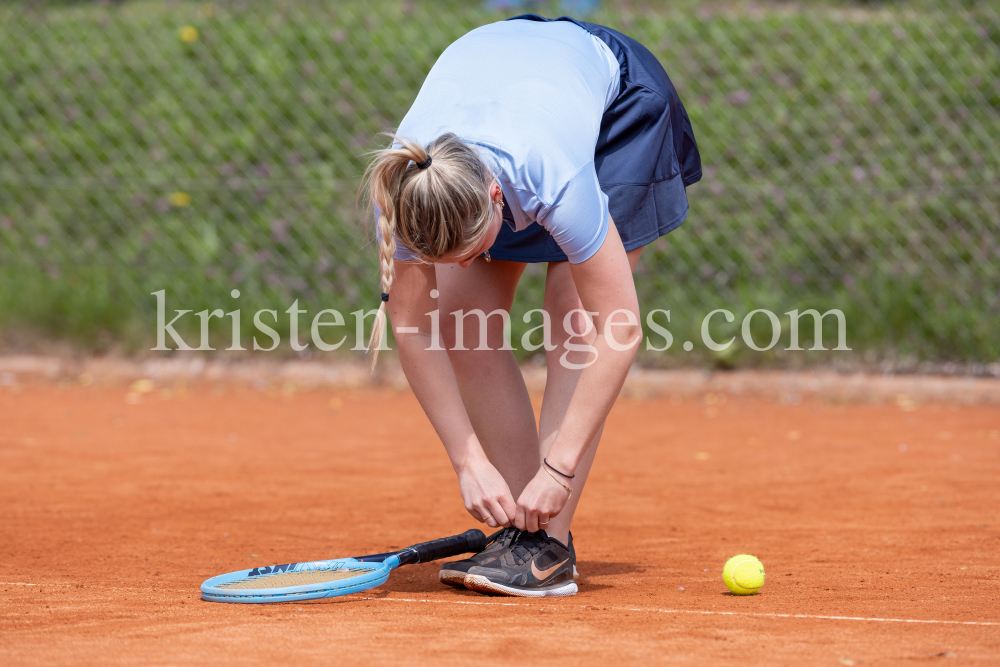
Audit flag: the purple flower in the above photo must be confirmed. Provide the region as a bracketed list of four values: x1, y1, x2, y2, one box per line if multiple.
[727, 89, 751, 106]
[271, 219, 290, 243]
[485, 0, 527, 9]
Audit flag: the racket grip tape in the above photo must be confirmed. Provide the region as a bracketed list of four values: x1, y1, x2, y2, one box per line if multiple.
[400, 529, 488, 565]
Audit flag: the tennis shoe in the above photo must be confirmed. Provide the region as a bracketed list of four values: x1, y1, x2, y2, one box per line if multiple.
[439, 526, 519, 588]
[439, 528, 577, 597]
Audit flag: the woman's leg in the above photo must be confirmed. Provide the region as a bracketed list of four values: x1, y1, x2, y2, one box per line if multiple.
[538, 247, 644, 545]
[435, 259, 541, 505]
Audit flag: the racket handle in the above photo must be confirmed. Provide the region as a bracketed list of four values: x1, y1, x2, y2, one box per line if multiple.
[399, 529, 488, 565]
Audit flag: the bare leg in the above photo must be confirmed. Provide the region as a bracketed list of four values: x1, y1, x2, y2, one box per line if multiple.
[538, 247, 644, 545]
[435, 259, 540, 505]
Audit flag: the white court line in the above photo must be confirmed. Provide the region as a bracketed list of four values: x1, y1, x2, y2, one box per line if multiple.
[362, 597, 998, 627]
[2, 582, 73, 586]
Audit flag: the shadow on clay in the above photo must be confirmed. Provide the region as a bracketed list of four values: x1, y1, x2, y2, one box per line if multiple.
[374, 560, 646, 596]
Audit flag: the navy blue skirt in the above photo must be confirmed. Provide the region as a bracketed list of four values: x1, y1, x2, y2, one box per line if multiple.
[488, 14, 702, 263]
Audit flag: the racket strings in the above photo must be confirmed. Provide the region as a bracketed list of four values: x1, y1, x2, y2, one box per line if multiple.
[216, 567, 376, 590]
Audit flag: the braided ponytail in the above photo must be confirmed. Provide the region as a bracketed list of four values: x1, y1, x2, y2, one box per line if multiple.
[361, 132, 495, 369]
[367, 198, 397, 370]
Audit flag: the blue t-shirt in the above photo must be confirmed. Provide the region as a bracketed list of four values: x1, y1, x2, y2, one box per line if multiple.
[391, 19, 620, 264]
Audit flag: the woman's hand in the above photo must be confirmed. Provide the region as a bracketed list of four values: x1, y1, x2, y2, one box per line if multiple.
[457, 456, 517, 529]
[514, 468, 572, 532]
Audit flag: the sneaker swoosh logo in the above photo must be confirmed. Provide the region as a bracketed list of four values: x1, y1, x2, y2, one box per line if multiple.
[531, 558, 568, 581]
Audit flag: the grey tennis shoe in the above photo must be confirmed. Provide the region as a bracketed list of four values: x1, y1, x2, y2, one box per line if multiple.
[439, 526, 519, 588]
[439, 527, 578, 597]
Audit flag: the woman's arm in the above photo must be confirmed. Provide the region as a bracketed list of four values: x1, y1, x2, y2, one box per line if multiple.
[388, 260, 518, 528]
[513, 220, 642, 531]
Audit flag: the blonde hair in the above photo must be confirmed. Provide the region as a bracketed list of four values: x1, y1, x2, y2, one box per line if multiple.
[360, 132, 495, 369]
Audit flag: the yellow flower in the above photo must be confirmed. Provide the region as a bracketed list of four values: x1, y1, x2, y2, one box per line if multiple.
[169, 192, 191, 207]
[179, 26, 199, 43]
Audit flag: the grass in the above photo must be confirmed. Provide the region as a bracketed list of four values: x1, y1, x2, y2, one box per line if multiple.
[0, 0, 998, 363]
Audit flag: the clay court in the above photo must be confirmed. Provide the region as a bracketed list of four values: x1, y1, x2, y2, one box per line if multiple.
[1, 373, 998, 665]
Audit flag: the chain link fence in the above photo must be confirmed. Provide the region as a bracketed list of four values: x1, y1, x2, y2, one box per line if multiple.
[1, 0, 998, 366]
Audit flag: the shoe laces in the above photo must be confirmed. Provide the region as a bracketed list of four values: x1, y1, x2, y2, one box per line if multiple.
[485, 526, 520, 552]
[509, 530, 547, 566]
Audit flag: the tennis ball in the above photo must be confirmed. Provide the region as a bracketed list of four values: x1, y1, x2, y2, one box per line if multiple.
[722, 554, 765, 595]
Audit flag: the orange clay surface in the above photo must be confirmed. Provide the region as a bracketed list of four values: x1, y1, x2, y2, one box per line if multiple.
[1, 382, 998, 665]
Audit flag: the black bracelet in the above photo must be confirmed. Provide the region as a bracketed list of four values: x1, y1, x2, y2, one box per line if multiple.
[543, 458, 575, 479]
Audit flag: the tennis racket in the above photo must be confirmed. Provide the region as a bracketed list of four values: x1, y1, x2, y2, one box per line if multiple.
[201, 529, 487, 604]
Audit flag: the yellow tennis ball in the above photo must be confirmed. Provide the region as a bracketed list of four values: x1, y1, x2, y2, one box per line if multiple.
[723, 554, 765, 595]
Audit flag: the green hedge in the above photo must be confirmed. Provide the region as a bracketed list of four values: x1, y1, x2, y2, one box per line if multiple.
[1, 0, 997, 363]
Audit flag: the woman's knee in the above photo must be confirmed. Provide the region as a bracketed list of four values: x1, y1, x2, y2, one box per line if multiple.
[439, 302, 519, 353]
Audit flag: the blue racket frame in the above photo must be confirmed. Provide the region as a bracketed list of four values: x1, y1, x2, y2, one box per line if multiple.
[201, 555, 401, 604]
[200, 529, 488, 604]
